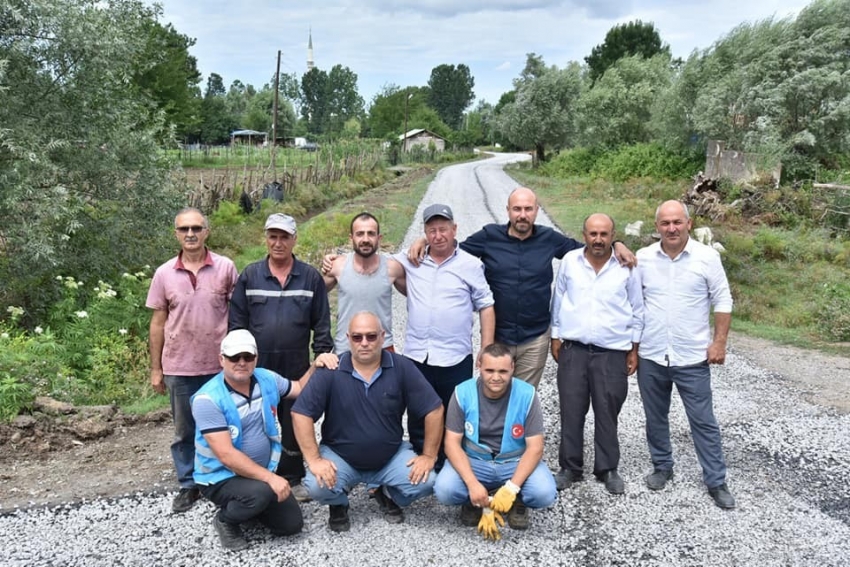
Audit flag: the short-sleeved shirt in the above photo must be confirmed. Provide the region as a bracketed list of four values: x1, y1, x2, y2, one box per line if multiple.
[445, 380, 544, 453]
[146, 249, 239, 375]
[192, 373, 292, 467]
[394, 246, 494, 366]
[292, 351, 442, 470]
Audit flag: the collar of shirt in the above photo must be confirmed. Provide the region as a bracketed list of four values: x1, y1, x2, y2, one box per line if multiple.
[423, 242, 459, 265]
[174, 248, 213, 270]
[340, 350, 394, 388]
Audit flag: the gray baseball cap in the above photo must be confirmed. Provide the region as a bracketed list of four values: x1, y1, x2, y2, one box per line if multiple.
[423, 204, 454, 223]
[264, 213, 297, 234]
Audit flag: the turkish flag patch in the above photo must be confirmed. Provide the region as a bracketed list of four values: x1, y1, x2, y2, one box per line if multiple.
[511, 424, 524, 439]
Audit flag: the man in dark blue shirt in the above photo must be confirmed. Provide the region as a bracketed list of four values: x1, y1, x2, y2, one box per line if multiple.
[410, 188, 634, 388]
[291, 311, 443, 532]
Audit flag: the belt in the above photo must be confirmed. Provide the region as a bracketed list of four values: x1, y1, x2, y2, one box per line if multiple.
[562, 340, 615, 354]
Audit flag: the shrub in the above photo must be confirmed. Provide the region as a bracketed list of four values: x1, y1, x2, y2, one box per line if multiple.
[591, 143, 703, 181]
[818, 282, 850, 341]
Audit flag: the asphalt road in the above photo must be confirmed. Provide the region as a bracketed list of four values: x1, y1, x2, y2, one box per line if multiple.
[3, 154, 848, 567]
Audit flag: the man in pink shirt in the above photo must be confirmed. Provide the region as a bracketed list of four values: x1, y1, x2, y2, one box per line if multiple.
[147, 207, 239, 513]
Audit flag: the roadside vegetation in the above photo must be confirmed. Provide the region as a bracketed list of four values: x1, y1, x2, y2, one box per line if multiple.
[2, 0, 848, 420]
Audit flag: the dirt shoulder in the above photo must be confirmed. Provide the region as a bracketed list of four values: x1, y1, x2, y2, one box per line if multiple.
[1, 334, 847, 513]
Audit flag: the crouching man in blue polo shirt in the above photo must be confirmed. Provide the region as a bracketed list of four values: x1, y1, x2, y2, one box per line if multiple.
[192, 329, 338, 551]
[291, 311, 444, 532]
[434, 343, 557, 540]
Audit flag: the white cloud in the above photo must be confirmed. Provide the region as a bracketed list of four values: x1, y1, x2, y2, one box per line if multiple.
[495, 61, 512, 71]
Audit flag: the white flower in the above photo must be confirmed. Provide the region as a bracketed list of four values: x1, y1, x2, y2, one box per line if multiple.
[1, 332, 9, 339]
[75, 311, 88, 318]
[34, 326, 43, 335]
[6, 306, 24, 317]
[122, 272, 134, 279]
[56, 275, 64, 281]
[119, 328, 128, 335]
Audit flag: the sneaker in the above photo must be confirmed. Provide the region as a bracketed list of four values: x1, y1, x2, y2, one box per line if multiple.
[507, 501, 529, 530]
[213, 513, 249, 551]
[460, 503, 482, 527]
[291, 483, 312, 503]
[172, 487, 200, 513]
[373, 485, 404, 524]
[645, 469, 674, 491]
[598, 470, 625, 495]
[708, 483, 736, 509]
[554, 469, 583, 491]
[328, 504, 351, 532]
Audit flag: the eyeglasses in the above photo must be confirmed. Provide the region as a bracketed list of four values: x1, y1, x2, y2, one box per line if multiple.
[176, 225, 206, 233]
[223, 353, 256, 363]
[349, 332, 380, 344]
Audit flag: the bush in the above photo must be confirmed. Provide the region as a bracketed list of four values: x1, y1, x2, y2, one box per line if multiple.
[540, 147, 603, 178]
[0, 270, 154, 420]
[818, 282, 850, 341]
[591, 143, 703, 181]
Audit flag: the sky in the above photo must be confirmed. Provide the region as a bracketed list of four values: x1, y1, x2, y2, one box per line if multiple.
[154, 0, 809, 108]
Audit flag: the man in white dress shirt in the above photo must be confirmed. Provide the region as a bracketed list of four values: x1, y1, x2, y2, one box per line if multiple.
[636, 200, 736, 509]
[550, 213, 643, 495]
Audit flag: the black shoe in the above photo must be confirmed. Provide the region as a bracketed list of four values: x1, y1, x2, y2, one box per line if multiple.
[598, 470, 625, 495]
[328, 504, 351, 532]
[555, 469, 583, 491]
[460, 503, 482, 527]
[172, 487, 201, 513]
[213, 513, 249, 551]
[708, 483, 736, 509]
[507, 501, 530, 530]
[373, 486, 404, 524]
[645, 469, 674, 491]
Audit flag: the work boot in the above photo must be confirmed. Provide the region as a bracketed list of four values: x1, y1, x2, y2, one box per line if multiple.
[645, 469, 674, 491]
[373, 485, 404, 524]
[460, 503, 482, 526]
[213, 512, 249, 551]
[172, 487, 201, 513]
[328, 504, 351, 532]
[507, 501, 529, 530]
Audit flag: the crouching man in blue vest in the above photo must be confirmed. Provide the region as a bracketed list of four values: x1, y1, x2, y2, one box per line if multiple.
[191, 329, 338, 551]
[434, 343, 557, 540]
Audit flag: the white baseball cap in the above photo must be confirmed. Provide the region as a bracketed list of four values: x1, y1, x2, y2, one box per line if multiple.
[220, 329, 258, 356]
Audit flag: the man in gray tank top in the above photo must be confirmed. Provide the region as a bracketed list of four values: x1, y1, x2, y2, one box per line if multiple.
[322, 212, 407, 354]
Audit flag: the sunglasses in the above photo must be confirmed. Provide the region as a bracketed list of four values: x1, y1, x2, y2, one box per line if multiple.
[223, 353, 256, 363]
[176, 225, 206, 233]
[349, 332, 380, 343]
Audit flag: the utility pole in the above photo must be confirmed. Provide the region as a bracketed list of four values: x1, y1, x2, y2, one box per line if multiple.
[403, 92, 412, 159]
[271, 50, 281, 172]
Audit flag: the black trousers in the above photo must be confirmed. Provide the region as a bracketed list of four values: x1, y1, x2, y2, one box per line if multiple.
[201, 476, 303, 535]
[276, 397, 306, 483]
[556, 341, 628, 476]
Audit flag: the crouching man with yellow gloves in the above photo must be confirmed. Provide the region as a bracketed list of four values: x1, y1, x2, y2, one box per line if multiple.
[434, 344, 557, 541]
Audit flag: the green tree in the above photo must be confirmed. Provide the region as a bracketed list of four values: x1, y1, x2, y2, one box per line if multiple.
[132, 20, 201, 143]
[300, 67, 328, 134]
[199, 72, 236, 143]
[324, 64, 365, 136]
[427, 63, 475, 130]
[0, 0, 183, 321]
[577, 54, 674, 148]
[585, 20, 670, 83]
[497, 58, 583, 162]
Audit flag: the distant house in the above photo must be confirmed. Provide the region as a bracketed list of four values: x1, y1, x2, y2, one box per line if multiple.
[399, 129, 446, 152]
[230, 129, 267, 146]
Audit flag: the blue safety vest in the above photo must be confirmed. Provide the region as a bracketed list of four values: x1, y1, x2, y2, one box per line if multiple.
[456, 377, 534, 463]
[192, 368, 283, 485]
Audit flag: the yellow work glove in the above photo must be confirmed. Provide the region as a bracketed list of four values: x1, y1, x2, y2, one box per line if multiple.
[490, 480, 520, 513]
[477, 506, 504, 541]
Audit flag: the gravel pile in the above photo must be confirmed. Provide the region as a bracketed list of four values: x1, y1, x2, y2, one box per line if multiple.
[2, 154, 848, 566]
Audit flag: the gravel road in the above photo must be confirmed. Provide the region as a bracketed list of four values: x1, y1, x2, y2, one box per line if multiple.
[2, 154, 849, 567]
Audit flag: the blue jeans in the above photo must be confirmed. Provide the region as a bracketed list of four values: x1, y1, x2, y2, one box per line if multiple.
[434, 458, 557, 509]
[303, 442, 435, 507]
[636, 358, 727, 488]
[164, 374, 215, 488]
